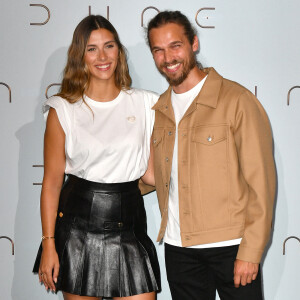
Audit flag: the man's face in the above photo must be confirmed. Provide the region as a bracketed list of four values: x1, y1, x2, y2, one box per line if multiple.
[149, 23, 198, 86]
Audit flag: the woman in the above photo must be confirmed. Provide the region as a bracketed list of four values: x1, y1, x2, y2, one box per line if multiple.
[33, 15, 160, 300]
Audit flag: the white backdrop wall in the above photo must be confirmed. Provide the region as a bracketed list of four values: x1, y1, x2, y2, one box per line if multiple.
[0, 1, 299, 299]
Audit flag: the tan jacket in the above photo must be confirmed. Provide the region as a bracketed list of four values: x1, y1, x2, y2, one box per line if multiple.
[152, 68, 276, 263]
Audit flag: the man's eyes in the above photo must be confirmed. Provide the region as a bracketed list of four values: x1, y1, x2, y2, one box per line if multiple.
[153, 49, 162, 54]
[152, 45, 181, 54]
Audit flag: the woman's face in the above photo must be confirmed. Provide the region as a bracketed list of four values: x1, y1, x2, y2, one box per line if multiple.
[85, 28, 119, 84]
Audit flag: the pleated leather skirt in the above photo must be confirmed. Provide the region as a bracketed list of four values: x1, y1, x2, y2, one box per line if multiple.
[33, 175, 161, 297]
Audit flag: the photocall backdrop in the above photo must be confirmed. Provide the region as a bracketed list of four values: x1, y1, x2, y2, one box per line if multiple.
[0, 0, 299, 299]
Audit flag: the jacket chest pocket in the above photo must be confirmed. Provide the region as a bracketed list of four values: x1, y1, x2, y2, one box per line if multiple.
[152, 128, 167, 204]
[191, 125, 230, 229]
[192, 125, 227, 144]
[192, 125, 228, 165]
[153, 130, 164, 147]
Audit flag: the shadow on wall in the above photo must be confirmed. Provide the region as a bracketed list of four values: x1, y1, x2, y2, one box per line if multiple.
[12, 47, 67, 300]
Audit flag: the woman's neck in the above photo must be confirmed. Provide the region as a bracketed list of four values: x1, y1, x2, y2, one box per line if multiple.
[85, 80, 121, 102]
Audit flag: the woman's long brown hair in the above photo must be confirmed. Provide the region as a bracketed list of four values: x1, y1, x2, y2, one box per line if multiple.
[57, 15, 132, 103]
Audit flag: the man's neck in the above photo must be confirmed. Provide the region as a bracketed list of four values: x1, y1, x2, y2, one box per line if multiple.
[172, 67, 206, 94]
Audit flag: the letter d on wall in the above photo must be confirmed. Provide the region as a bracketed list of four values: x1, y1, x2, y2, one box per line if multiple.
[0, 236, 14, 255]
[30, 4, 50, 25]
[0, 82, 12, 103]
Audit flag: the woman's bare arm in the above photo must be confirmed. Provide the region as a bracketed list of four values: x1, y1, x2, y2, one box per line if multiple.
[141, 138, 155, 186]
[39, 108, 66, 291]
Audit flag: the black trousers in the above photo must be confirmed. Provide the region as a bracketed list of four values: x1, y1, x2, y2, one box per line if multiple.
[165, 243, 263, 300]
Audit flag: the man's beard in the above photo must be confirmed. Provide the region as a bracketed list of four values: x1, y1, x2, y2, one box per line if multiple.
[158, 52, 197, 86]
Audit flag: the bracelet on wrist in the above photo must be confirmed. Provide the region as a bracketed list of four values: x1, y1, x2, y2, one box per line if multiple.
[41, 236, 55, 241]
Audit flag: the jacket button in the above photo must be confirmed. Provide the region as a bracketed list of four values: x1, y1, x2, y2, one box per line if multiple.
[165, 183, 168, 187]
[118, 222, 123, 228]
[153, 139, 157, 144]
[59, 212, 63, 218]
[165, 157, 169, 162]
[168, 131, 172, 136]
[207, 136, 213, 142]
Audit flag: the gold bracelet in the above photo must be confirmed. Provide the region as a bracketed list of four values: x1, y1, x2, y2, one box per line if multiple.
[41, 236, 55, 240]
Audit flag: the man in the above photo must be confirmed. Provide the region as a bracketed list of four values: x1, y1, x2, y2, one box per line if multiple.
[146, 11, 276, 300]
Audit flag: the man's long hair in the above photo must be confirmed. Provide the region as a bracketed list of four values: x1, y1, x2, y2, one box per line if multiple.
[147, 11, 197, 48]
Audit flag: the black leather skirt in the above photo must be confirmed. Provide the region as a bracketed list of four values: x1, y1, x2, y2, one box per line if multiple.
[33, 175, 161, 297]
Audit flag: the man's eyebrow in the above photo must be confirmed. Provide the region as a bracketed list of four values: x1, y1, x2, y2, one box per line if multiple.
[169, 41, 183, 45]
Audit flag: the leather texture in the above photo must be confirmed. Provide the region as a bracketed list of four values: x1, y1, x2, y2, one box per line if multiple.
[33, 175, 161, 297]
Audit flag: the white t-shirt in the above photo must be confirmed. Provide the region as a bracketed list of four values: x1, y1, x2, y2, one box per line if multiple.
[164, 77, 242, 248]
[43, 88, 158, 183]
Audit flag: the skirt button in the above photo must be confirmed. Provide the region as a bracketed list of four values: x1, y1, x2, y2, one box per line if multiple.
[118, 222, 123, 228]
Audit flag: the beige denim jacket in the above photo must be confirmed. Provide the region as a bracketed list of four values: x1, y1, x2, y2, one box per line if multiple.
[152, 68, 276, 263]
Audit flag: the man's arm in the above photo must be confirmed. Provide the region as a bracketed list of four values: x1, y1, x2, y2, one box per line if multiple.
[233, 90, 276, 286]
[233, 259, 259, 287]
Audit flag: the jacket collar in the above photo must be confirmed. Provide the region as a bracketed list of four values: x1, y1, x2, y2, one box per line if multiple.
[152, 67, 223, 113]
[195, 67, 223, 108]
[152, 86, 175, 122]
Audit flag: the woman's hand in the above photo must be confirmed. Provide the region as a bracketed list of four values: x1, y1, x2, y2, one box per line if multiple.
[39, 241, 59, 292]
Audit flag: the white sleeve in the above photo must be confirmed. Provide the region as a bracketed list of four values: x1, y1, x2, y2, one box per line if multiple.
[42, 96, 71, 135]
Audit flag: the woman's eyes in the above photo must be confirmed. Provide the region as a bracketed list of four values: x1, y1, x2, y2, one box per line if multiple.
[87, 47, 96, 52]
[105, 44, 115, 49]
[87, 44, 115, 52]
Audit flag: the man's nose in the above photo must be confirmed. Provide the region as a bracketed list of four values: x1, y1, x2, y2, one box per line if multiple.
[164, 49, 173, 63]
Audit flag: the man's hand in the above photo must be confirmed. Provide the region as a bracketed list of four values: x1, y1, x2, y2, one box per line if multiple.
[233, 259, 259, 288]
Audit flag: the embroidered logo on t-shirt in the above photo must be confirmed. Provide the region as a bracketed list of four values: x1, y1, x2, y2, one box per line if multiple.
[127, 116, 136, 123]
